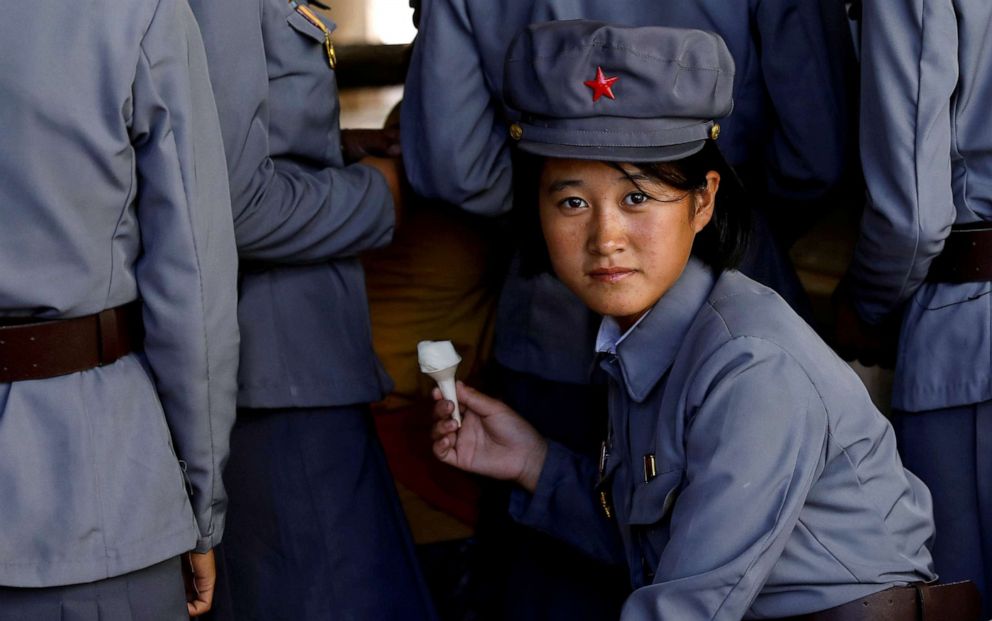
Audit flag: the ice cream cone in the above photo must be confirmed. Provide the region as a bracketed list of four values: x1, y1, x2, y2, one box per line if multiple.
[418, 340, 463, 427]
[425, 364, 461, 426]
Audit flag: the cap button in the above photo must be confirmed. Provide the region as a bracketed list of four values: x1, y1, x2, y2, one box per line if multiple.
[509, 123, 524, 141]
[709, 123, 721, 141]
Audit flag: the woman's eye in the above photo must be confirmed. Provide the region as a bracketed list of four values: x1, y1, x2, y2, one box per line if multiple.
[623, 192, 649, 206]
[560, 197, 588, 210]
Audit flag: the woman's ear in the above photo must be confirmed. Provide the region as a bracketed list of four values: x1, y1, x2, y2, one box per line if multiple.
[691, 171, 720, 233]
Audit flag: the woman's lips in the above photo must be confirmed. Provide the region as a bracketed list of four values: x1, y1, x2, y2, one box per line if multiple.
[588, 267, 636, 283]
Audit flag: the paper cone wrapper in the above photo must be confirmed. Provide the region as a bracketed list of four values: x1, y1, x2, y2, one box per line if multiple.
[427, 365, 461, 426]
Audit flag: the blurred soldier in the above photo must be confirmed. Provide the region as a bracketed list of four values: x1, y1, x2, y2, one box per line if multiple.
[186, 0, 437, 618]
[836, 0, 992, 615]
[403, 1, 858, 617]
[0, 0, 239, 618]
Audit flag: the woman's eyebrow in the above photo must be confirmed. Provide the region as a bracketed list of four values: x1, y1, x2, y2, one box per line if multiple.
[619, 173, 650, 183]
[546, 179, 584, 193]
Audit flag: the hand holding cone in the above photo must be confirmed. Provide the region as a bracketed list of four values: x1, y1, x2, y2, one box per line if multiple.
[417, 340, 462, 426]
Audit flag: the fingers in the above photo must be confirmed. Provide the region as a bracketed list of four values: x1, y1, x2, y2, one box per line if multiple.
[430, 416, 460, 441]
[431, 399, 459, 463]
[183, 551, 217, 616]
[431, 394, 454, 421]
[188, 594, 213, 617]
[432, 434, 453, 460]
[431, 382, 512, 422]
[432, 432, 460, 467]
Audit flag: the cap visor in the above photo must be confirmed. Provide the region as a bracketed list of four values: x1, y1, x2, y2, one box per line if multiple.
[515, 138, 706, 163]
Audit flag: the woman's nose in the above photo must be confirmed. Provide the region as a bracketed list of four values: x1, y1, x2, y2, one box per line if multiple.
[587, 207, 627, 256]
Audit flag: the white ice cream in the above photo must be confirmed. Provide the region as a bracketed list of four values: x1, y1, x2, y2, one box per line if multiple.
[418, 340, 461, 373]
[418, 340, 462, 426]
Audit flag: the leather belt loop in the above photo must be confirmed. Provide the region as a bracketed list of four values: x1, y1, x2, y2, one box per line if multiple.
[97, 306, 120, 364]
[912, 582, 927, 621]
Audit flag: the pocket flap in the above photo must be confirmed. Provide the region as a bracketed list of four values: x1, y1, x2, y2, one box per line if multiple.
[286, 5, 337, 43]
[627, 468, 682, 525]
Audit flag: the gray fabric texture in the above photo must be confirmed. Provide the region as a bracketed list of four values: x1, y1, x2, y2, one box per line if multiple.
[188, 0, 395, 409]
[848, 0, 992, 412]
[503, 22, 733, 160]
[511, 260, 936, 619]
[0, 0, 239, 585]
[0, 558, 187, 621]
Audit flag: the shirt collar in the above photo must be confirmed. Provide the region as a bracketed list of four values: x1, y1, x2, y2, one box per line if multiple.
[597, 257, 717, 402]
[594, 309, 653, 356]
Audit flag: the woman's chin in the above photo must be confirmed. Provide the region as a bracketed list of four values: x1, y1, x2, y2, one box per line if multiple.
[582, 298, 651, 324]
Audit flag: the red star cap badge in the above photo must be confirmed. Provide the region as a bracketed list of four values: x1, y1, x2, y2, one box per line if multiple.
[583, 66, 619, 102]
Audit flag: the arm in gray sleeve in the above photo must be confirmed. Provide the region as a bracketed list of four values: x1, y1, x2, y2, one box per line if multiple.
[232, 158, 395, 263]
[509, 441, 626, 566]
[401, 0, 514, 216]
[754, 0, 855, 204]
[130, 0, 240, 552]
[847, 0, 958, 324]
[622, 340, 826, 620]
[188, 0, 394, 265]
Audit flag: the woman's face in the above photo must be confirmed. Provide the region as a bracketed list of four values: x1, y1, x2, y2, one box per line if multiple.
[539, 158, 719, 330]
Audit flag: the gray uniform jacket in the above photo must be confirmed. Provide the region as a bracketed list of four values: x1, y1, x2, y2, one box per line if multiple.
[0, 0, 239, 586]
[403, 0, 855, 383]
[511, 260, 936, 619]
[188, 0, 394, 408]
[849, 0, 992, 412]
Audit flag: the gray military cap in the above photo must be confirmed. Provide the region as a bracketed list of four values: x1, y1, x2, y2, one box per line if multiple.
[503, 20, 735, 162]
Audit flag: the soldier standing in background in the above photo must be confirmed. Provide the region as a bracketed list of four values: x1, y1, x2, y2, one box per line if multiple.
[187, 0, 438, 618]
[0, 0, 239, 617]
[836, 0, 992, 616]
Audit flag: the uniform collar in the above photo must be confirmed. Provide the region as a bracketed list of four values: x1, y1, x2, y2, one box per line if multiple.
[595, 308, 653, 356]
[598, 257, 716, 403]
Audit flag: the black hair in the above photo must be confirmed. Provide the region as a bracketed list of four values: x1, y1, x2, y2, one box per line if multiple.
[515, 140, 751, 276]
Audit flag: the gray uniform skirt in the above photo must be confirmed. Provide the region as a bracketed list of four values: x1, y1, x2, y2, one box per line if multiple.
[0, 557, 186, 621]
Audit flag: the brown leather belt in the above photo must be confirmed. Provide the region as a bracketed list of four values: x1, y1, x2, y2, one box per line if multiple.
[927, 222, 992, 282]
[781, 581, 981, 621]
[0, 302, 142, 383]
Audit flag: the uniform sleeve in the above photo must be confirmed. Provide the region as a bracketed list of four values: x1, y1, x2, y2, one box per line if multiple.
[621, 339, 827, 620]
[232, 159, 395, 263]
[130, 0, 240, 552]
[401, 0, 514, 216]
[508, 441, 627, 566]
[846, 0, 958, 324]
[753, 0, 857, 213]
[187, 0, 394, 264]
